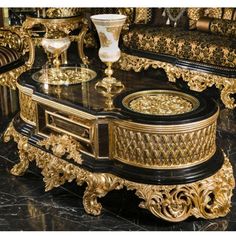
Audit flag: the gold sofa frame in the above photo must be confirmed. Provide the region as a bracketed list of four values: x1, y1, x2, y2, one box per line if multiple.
[118, 8, 236, 109]
[0, 26, 35, 89]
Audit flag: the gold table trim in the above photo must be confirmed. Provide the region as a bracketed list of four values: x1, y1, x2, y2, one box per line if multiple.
[3, 122, 235, 222]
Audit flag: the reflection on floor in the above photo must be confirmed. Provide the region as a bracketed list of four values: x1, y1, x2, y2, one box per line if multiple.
[0, 46, 236, 231]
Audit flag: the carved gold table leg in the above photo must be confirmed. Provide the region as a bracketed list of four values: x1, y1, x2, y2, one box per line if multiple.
[77, 22, 89, 65]
[4, 123, 235, 222]
[3, 122, 30, 176]
[83, 173, 124, 215]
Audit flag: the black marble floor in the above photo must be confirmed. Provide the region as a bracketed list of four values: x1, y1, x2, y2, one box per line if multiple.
[0, 46, 236, 231]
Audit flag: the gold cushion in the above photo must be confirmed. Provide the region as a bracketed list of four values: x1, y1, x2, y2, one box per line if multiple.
[196, 17, 236, 37]
[122, 26, 236, 68]
[0, 46, 20, 68]
[209, 18, 236, 37]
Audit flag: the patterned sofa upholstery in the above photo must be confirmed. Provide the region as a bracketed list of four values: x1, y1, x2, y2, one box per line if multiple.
[118, 8, 236, 109]
[0, 27, 35, 89]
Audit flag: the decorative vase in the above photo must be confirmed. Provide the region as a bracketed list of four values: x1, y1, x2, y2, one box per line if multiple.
[91, 14, 127, 110]
[41, 36, 71, 70]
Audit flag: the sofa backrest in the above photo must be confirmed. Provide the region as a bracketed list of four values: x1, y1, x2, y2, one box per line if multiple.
[188, 8, 236, 37]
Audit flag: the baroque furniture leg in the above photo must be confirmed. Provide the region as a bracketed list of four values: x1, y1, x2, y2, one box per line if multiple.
[119, 53, 236, 109]
[3, 121, 235, 222]
[83, 173, 124, 215]
[124, 153, 234, 222]
[3, 122, 29, 176]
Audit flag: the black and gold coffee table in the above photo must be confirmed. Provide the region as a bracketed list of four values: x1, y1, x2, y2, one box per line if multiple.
[3, 67, 235, 222]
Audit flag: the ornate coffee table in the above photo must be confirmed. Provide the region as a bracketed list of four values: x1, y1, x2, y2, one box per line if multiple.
[3, 66, 235, 222]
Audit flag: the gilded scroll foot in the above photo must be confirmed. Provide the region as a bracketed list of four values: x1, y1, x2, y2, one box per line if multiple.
[10, 156, 29, 176]
[125, 153, 235, 222]
[83, 173, 124, 216]
[3, 122, 30, 176]
[11, 138, 30, 176]
[220, 85, 236, 109]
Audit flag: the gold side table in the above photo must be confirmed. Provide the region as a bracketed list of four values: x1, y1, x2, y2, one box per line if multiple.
[23, 15, 89, 65]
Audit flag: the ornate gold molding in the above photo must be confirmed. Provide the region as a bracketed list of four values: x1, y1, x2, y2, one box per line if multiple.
[0, 27, 35, 89]
[119, 53, 236, 109]
[38, 134, 83, 165]
[19, 91, 37, 125]
[4, 123, 235, 222]
[125, 153, 234, 222]
[3, 122, 30, 176]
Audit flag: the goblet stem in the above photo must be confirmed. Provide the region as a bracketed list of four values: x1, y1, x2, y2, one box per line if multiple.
[53, 54, 61, 70]
[105, 62, 113, 80]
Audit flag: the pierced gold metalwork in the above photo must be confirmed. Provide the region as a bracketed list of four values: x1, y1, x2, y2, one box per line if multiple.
[32, 67, 97, 85]
[119, 53, 236, 109]
[125, 153, 235, 222]
[3, 123, 235, 222]
[122, 90, 199, 116]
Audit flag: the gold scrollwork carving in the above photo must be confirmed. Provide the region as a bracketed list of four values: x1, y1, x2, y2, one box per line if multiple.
[3, 122, 29, 176]
[37, 134, 83, 165]
[19, 92, 37, 125]
[83, 173, 124, 215]
[0, 27, 35, 89]
[4, 123, 235, 222]
[119, 53, 236, 109]
[125, 153, 235, 222]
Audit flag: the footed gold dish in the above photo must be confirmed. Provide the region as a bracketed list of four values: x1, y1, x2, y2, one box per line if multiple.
[32, 67, 97, 85]
[122, 90, 200, 116]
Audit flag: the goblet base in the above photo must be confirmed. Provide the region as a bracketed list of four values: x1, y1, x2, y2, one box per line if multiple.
[95, 76, 125, 110]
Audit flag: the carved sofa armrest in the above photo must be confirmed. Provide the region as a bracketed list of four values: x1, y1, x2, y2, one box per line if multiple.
[0, 26, 35, 89]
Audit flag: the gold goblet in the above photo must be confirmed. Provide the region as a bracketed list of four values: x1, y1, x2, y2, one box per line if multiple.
[41, 35, 71, 70]
[91, 14, 127, 110]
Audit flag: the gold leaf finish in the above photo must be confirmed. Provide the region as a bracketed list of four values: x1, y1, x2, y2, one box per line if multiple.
[19, 92, 37, 125]
[98, 32, 112, 47]
[110, 118, 217, 169]
[3, 122, 29, 176]
[23, 16, 88, 65]
[126, 93, 196, 115]
[3, 123, 235, 222]
[125, 153, 234, 222]
[0, 27, 35, 89]
[38, 134, 83, 165]
[106, 26, 123, 41]
[119, 53, 236, 109]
